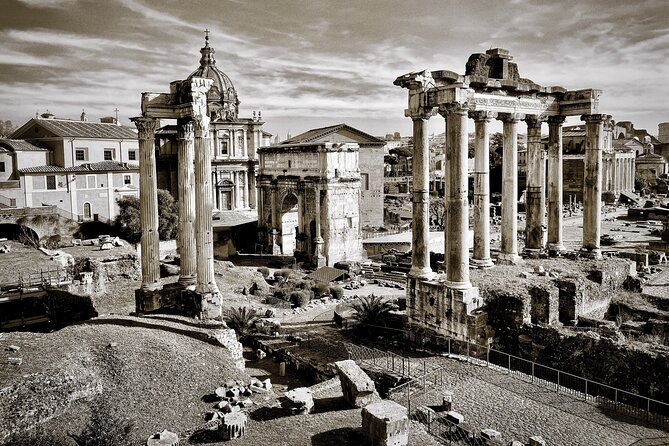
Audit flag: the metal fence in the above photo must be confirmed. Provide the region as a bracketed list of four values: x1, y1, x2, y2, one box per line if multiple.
[343, 337, 669, 430]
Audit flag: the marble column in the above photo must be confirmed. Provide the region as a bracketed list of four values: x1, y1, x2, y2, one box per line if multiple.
[132, 116, 161, 291]
[193, 114, 221, 297]
[313, 186, 326, 267]
[269, 184, 280, 255]
[243, 129, 248, 158]
[498, 113, 523, 264]
[470, 111, 495, 268]
[547, 116, 566, 252]
[582, 114, 605, 259]
[248, 170, 257, 209]
[444, 103, 471, 288]
[177, 119, 197, 287]
[409, 114, 433, 278]
[524, 115, 546, 252]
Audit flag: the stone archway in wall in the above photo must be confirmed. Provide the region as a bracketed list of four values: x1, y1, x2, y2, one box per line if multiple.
[280, 192, 299, 255]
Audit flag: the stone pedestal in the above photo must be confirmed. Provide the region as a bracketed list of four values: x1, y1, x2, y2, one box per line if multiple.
[334, 359, 378, 408]
[218, 412, 246, 441]
[361, 400, 409, 446]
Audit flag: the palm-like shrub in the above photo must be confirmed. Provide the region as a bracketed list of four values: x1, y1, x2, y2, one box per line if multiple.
[350, 294, 398, 328]
[224, 306, 260, 338]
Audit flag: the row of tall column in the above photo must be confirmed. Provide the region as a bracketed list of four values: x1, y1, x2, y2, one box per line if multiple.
[407, 106, 607, 283]
[132, 115, 220, 298]
[615, 157, 635, 192]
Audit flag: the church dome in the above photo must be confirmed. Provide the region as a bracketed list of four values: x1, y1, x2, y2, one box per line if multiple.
[187, 32, 239, 121]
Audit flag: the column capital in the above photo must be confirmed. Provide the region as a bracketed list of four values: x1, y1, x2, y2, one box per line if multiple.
[131, 116, 157, 140]
[438, 101, 469, 117]
[469, 110, 497, 122]
[547, 115, 566, 125]
[177, 120, 194, 140]
[524, 114, 546, 128]
[192, 114, 210, 138]
[408, 107, 437, 121]
[497, 112, 524, 123]
[581, 113, 607, 123]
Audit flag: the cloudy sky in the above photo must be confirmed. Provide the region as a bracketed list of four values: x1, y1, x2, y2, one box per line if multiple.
[1, 0, 667, 138]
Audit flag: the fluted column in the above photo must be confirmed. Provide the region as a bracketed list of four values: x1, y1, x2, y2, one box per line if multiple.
[409, 114, 433, 278]
[177, 120, 197, 287]
[444, 103, 471, 287]
[193, 114, 220, 295]
[582, 114, 605, 259]
[248, 170, 257, 209]
[269, 184, 280, 255]
[313, 185, 326, 267]
[547, 116, 566, 252]
[525, 115, 546, 252]
[132, 116, 161, 291]
[470, 111, 495, 268]
[498, 113, 523, 264]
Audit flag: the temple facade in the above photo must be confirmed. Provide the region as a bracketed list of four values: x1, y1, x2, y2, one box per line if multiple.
[396, 48, 607, 338]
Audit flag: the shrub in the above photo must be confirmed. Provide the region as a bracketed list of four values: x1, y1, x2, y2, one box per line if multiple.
[312, 282, 330, 297]
[294, 279, 315, 290]
[290, 290, 310, 307]
[257, 267, 270, 278]
[224, 306, 260, 338]
[350, 294, 398, 327]
[273, 288, 288, 300]
[329, 285, 344, 300]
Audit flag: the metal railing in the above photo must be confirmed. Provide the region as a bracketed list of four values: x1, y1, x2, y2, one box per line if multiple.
[343, 336, 669, 430]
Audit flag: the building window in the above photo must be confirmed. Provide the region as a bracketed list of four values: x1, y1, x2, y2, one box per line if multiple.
[128, 150, 137, 161]
[75, 148, 87, 161]
[0, 162, 5, 172]
[221, 141, 229, 155]
[361, 173, 369, 190]
[123, 174, 132, 185]
[104, 149, 114, 161]
[86, 175, 96, 189]
[46, 175, 56, 190]
[83, 202, 92, 220]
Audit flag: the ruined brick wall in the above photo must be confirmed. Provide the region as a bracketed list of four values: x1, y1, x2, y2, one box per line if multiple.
[322, 182, 363, 264]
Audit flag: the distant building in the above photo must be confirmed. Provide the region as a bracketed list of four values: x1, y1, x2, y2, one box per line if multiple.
[2, 114, 139, 221]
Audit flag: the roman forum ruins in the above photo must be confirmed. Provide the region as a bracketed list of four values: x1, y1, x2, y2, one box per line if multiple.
[395, 49, 607, 337]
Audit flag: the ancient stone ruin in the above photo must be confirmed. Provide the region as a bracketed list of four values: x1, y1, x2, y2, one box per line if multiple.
[394, 48, 608, 339]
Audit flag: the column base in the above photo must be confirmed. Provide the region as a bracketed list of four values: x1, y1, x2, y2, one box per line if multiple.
[446, 285, 481, 313]
[315, 254, 327, 268]
[271, 244, 281, 256]
[471, 258, 495, 269]
[141, 281, 163, 292]
[178, 275, 197, 290]
[497, 253, 523, 265]
[547, 243, 566, 253]
[409, 266, 436, 280]
[444, 279, 473, 290]
[197, 291, 223, 320]
[580, 247, 603, 260]
[523, 248, 546, 259]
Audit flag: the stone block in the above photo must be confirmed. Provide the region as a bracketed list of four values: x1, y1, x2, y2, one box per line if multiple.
[284, 387, 314, 414]
[361, 400, 409, 446]
[529, 436, 546, 446]
[442, 391, 453, 411]
[446, 411, 464, 424]
[334, 359, 378, 408]
[218, 412, 246, 441]
[256, 349, 267, 359]
[480, 428, 501, 440]
[146, 429, 179, 446]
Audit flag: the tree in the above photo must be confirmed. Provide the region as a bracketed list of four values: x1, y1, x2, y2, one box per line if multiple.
[635, 173, 651, 196]
[114, 189, 178, 244]
[0, 120, 14, 137]
[224, 306, 260, 338]
[429, 195, 446, 230]
[350, 294, 399, 327]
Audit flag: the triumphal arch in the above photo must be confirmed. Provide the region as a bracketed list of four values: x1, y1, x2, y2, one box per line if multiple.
[396, 48, 608, 337]
[256, 141, 364, 267]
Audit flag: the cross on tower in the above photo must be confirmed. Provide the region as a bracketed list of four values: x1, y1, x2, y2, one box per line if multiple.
[204, 28, 210, 43]
[114, 108, 119, 121]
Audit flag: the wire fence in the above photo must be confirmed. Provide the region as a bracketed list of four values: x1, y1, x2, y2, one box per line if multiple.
[343, 336, 669, 431]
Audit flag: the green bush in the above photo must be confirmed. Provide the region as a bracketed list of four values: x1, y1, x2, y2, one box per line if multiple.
[257, 267, 270, 278]
[294, 279, 315, 290]
[329, 285, 344, 299]
[290, 290, 310, 307]
[273, 288, 288, 300]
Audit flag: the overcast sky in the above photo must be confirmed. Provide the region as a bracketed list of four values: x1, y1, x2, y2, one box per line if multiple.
[1, 0, 667, 139]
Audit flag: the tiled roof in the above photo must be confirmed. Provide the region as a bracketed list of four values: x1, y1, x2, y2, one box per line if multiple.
[20, 162, 139, 174]
[0, 139, 48, 152]
[280, 124, 384, 145]
[17, 118, 138, 139]
[307, 266, 346, 283]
